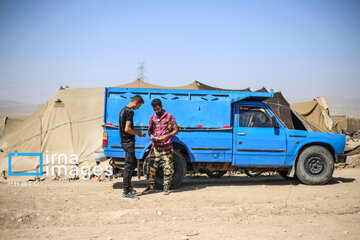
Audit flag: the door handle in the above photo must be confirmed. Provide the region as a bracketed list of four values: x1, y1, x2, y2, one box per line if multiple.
[238, 133, 247, 136]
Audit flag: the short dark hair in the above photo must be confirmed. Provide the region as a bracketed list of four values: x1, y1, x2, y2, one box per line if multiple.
[151, 98, 162, 107]
[131, 95, 144, 104]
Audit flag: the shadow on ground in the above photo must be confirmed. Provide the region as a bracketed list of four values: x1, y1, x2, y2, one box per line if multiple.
[112, 174, 355, 193]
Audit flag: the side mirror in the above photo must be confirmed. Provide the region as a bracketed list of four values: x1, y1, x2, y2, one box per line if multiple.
[271, 116, 279, 128]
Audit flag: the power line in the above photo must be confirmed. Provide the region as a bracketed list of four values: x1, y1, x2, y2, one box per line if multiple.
[137, 62, 146, 81]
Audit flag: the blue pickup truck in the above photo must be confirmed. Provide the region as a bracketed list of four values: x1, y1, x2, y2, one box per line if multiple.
[102, 87, 346, 187]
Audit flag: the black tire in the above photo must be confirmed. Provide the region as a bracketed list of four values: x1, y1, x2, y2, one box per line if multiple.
[244, 170, 262, 177]
[205, 170, 227, 178]
[142, 154, 151, 179]
[143, 150, 187, 189]
[296, 146, 334, 185]
[278, 170, 297, 180]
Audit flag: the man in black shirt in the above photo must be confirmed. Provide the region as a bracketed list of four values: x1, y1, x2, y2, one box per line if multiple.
[119, 95, 146, 200]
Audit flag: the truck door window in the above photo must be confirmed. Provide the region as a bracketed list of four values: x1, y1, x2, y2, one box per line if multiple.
[239, 107, 272, 128]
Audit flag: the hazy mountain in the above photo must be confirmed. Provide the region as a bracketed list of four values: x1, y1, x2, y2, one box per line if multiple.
[0, 99, 41, 115]
[325, 96, 360, 117]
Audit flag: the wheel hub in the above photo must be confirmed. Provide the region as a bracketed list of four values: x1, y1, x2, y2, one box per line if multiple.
[305, 156, 324, 175]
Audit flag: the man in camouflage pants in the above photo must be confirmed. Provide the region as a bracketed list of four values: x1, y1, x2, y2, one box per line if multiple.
[143, 98, 179, 195]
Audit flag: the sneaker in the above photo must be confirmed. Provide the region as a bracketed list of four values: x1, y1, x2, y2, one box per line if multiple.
[129, 187, 137, 195]
[163, 186, 170, 195]
[142, 186, 154, 194]
[122, 187, 137, 195]
[121, 192, 139, 200]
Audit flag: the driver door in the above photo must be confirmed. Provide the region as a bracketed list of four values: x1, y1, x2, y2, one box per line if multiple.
[233, 103, 287, 167]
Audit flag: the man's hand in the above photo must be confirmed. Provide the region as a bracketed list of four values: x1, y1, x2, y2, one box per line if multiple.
[161, 134, 171, 142]
[125, 121, 146, 137]
[137, 131, 146, 137]
[161, 128, 178, 142]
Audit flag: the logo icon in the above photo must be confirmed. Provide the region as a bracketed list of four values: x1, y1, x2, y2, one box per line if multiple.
[8, 150, 43, 176]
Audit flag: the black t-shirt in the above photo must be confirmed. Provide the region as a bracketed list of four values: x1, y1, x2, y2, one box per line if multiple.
[119, 106, 135, 143]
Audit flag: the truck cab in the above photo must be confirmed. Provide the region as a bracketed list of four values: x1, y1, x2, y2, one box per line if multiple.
[102, 87, 346, 188]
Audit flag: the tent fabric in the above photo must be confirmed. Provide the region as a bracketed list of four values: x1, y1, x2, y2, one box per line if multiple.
[291, 97, 338, 133]
[347, 117, 360, 131]
[0, 87, 105, 173]
[176, 80, 251, 92]
[291, 101, 318, 116]
[331, 116, 347, 133]
[264, 92, 295, 129]
[258, 92, 336, 133]
[115, 79, 252, 91]
[0, 117, 7, 137]
[332, 116, 360, 132]
[114, 79, 167, 89]
[255, 87, 268, 93]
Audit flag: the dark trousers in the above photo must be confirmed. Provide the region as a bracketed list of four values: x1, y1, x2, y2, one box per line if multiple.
[122, 141, 136, 193]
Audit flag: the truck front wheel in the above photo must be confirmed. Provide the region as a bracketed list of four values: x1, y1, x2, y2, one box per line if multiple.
[296, 146, 334, 185]
[143, 150, 187, 189]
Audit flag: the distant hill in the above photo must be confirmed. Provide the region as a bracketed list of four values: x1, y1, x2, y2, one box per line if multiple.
[0, 99, 41, 116]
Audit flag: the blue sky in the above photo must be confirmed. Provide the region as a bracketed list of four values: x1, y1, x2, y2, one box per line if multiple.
[0, 0, 359, 103]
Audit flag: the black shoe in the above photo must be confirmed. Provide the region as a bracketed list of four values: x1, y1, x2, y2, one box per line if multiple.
[142, 186, 154, 194]
[121, 192, 139, 200]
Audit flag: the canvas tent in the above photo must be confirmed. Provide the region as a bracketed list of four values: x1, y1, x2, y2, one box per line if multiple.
[265, 92, 300, 130]
[0, 117, 7, 137]
[115, 79, 251, 91]
[331, 115, 347, 133]
[347, 117, 360, 131]
[0, 87, 105, 173]
[291, 97, 338, 133]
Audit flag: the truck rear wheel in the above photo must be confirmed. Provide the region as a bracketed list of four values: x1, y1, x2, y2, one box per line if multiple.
[296, 146, 334, 185]
[244, 170, 262, 177]
[143, 150, 187, 189]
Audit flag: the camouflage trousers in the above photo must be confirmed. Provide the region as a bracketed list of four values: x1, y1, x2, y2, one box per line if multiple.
[147, 147, 174, 188]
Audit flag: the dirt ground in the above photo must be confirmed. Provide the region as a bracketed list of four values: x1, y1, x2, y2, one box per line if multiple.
[1, 156, 360, 240]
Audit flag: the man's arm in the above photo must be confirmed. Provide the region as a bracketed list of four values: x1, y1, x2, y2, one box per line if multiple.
[125, 121, 146, 137]
[162, 115, 179, 141]
[148, 118, 156, 140]
[162, 129, 178, 141]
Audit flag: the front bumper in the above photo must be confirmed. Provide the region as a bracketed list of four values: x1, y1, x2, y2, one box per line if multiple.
[335, 154, 347, 163]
